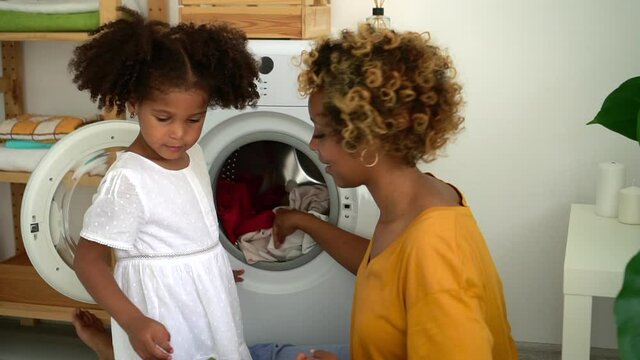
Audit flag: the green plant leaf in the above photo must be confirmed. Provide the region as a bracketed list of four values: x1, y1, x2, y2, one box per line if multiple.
[615, 251, 640, 359]
[637, 108, 640, 144]
[588, 77, 640, 142]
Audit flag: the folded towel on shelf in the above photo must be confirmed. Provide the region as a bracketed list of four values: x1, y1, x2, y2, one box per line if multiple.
[0, 114, 101, 142]
[0, 144, 48, 173]
[4, 139, 54, 149]
[0, 0, 98, 14]
[0, 10, 99, 32]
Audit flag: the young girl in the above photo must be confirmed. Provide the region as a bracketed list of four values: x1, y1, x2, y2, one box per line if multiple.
[71, 7, 259, 360]
[274, 25, 518, 359]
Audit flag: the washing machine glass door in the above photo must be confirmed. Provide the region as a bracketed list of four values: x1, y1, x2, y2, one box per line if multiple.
[20, 121, 139, 303]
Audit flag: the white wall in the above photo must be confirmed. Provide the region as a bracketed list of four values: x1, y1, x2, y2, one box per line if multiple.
[2, 0, 638, 348]
[353, 0, 639, 348]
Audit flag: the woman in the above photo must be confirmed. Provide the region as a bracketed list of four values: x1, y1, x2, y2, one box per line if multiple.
[273, 24, 518, 360]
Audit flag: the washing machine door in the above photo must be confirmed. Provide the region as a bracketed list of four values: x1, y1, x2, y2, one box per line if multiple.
[20, 120, 139, 303]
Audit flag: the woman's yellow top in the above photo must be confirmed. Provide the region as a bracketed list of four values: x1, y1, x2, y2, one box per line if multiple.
[351, 206, 518, 360]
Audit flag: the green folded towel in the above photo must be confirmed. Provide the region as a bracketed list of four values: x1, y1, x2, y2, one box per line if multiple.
[0, 10, 99, 32]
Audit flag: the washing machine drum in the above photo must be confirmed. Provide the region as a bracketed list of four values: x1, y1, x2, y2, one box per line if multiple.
[198, 109, 372, 295]
[214, 140, 329, 269]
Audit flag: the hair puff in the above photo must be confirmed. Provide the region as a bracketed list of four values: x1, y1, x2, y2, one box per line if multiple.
[69, 7, 259, 115]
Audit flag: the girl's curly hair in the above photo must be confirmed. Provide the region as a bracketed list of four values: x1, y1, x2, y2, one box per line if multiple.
[298, 24, 464, 165]
[69, 7, 259, 114]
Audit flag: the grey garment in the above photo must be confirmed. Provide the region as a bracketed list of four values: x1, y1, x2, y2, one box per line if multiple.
[249, 343, 350, 360]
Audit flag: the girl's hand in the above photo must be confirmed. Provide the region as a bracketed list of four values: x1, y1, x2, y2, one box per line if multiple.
[123, 315, 173, 359]
[272, 208, 304, 248]
[232, 269, 245, 283]
[296, 349, 340, 360]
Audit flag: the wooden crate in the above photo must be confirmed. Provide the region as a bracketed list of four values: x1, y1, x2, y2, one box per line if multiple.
[179, 0, 331, 39]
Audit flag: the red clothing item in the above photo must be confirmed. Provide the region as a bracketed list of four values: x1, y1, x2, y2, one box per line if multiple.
[216, 179, 283, 243]
[216, 180, 251, 244]
[235, 210, 275, 238]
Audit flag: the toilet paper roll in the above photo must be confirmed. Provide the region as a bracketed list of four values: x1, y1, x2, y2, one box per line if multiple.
[595, 162, 626, 217]
[618, 186, 640, 225]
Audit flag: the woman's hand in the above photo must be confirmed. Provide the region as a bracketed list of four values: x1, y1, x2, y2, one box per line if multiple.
[123, 314, 173, 359]
[296, 349, 340, 360]
[272, 208, 305, 248]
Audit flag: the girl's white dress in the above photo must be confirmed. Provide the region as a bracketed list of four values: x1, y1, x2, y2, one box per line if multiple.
[80, 144, 251, 360]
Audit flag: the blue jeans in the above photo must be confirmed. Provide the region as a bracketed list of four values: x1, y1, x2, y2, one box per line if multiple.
[248, 343, 350, 360]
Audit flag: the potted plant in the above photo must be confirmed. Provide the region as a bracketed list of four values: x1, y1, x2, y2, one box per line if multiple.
[589, 76, 640, 359]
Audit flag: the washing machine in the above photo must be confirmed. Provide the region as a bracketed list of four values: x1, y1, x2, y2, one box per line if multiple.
[19, 40, 379, 347]
[199, 40, 379, 345]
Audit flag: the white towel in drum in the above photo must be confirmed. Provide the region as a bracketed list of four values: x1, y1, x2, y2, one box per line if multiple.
[265, 210, 326, 261]
[288, 184, 329, 214]
[237, 210, 327, 264]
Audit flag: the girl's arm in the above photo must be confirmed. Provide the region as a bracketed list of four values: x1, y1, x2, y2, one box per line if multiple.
[74, 238, 173, 359]
[273, 209, 369, 274]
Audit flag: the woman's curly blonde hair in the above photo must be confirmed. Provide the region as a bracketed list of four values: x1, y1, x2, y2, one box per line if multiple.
[298, 24, 464, 165]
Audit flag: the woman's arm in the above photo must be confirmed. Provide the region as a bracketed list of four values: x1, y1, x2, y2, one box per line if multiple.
[74, 238, 172, 359]
[273, 209, 369, 274]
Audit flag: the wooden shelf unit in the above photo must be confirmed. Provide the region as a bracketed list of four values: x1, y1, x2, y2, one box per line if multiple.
[0, 172, 110, 325]
[0, 33, 91, 42]
[0, 252, 110, 325]
[0, 0, 167, 42]
[0, 0, 167, 324]
[0, 171, 30, 184]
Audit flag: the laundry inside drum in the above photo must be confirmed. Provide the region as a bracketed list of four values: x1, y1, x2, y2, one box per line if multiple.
[214, 141, 330, 269]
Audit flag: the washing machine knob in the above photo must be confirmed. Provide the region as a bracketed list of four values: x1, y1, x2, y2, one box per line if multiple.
[259, 56, 274, 74]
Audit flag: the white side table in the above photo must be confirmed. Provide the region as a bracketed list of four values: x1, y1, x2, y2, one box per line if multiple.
[562, 204, 640, 359]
